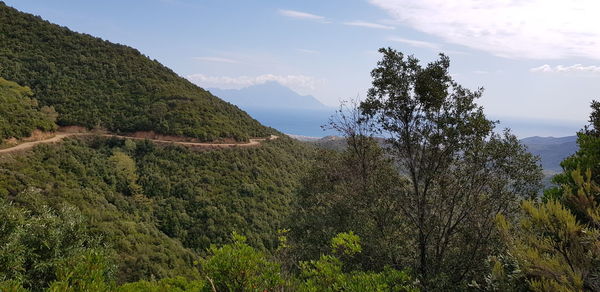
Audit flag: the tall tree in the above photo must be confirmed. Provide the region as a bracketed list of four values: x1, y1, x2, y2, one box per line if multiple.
[357, 48, 542, 289]
[289, 99, 413, 271]
[291, 137, 410, 271]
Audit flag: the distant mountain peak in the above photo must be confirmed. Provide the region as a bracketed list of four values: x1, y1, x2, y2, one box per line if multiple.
[210, 82, 329, 110]
[253, 81, 289, 89]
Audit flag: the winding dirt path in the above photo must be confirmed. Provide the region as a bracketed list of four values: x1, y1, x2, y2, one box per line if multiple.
[0, 132, 278, 154]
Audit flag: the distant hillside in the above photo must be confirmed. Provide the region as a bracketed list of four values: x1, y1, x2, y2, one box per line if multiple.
[520, 135, 578, 173]
[297, 134, 579, 174]
[210, 82, 337, 137]
[210, 82, 329, 110]
[0, 2, 270, 141]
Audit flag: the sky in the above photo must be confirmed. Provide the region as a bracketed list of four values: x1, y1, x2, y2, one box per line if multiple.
[6, 0, 600, 137]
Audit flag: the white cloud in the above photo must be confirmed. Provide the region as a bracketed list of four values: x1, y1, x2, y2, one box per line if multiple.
[530, 64, 600, 73]
[370, 0, 600, 59]
[278, 9, 329, 23]
[187, 74, 320, 92]
[388, 37, 439, 49]
[343, 21, 395, 30]
[194, 57, 238, 64]
[297, 48, 319, 54]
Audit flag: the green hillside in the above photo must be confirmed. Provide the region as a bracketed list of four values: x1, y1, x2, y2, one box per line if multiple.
[0, 135, 312, 285]
[0, 2, 270, 141]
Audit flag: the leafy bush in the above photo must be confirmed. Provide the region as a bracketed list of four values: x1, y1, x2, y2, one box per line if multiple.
[47, 250, 114, 292]
[298, 233, 418, 292]
[487, 102, 600, 291]
[200, 233, 284, 291]
[117, 277, 206, 292]
[0, 199, 111, 291]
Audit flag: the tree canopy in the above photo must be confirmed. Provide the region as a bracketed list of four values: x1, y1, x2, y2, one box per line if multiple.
[0, 77, 56, 142]
[292, 48, 543, 291]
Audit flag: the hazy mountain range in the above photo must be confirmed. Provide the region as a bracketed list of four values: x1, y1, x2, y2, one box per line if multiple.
[520, 135, 578, 173]
[298, 134, 578, 174]
[210, 82, 337, 136]
[210, 82, 329, 110]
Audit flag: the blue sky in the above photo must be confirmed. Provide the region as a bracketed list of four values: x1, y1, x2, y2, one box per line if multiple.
[6, 0, 600, 137]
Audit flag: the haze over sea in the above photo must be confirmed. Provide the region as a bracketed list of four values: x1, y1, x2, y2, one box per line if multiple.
[211, 82, 583, 138]
[248, 108, 582, 138]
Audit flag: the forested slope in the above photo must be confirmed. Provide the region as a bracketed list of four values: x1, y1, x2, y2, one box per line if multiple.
[0, 136, 312, 284]
[0, 2, 317, 287]
[0, 2, 270, 141]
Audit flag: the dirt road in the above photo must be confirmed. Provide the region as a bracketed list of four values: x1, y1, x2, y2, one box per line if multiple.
[0, 132, 278, 154]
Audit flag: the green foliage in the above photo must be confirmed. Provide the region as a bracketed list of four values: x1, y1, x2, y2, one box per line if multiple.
[47, 250, 114, 292]
[585, 100, 600, 137]
[117, 277, 206, 292]
[299, 261, 417, 292]
[200, 232, 284, 291]
[0, 280, 28, 292]
[330, 231, 362, 257]
[290, 137, 411, 272]
[132, 136, 311, 252]
[496, 192, 600, 291]
[0, 140, 200, 283]
[0, 77, 56, 141]
[354, 48, 542, 290]
[0, 135, 310, 284]
[298, 233, 418, 292]
[299, 255, 345, 291]
[545, 100, 600, 201]
[294, 49, 542, 290]
[109, 151, 142, 196]
[0, 199, 112, 291]
[545, 133, 600, 201]
[0, 230, 417, 291]
[105, 232, 416, 291]
[478, 254, 528, 292]
[0, 3, 271, 141]
[489, 101, 600, 292]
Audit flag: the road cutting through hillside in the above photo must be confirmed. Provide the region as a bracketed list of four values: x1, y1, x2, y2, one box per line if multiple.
[0, 132, 279, 154]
